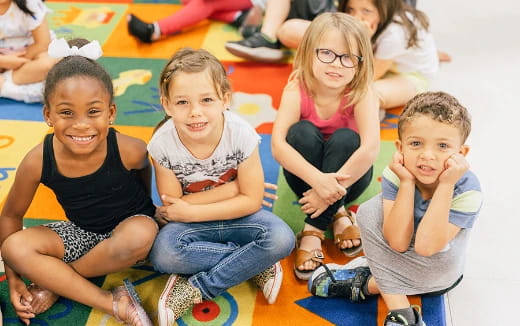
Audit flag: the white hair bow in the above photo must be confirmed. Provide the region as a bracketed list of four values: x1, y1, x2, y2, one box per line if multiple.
[48, 38, 103, 60]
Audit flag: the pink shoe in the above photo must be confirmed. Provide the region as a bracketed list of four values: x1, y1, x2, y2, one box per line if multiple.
[112, 279, 153, 326]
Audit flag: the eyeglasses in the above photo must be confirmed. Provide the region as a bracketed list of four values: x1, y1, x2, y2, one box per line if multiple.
[315, 48, 363, 68]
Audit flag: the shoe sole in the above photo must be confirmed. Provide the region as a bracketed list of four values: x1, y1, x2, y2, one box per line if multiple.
[225, 43, 287, 63]
[158, 275, 180, 326]
[122, 279, 153, 326]
[264, 262, 283, 304]
[308, 256, 369, 293]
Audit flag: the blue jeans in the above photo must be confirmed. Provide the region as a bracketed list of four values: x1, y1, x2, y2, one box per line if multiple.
[149, 209, 295, 299]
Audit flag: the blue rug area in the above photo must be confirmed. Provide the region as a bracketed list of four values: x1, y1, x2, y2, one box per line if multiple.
[296, 294, 446, 326]
[296, 295, 379, 326]
[0, 98, 43, 121]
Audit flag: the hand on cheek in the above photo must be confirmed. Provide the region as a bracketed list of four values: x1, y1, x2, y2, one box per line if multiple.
[440, 153, 469, 184]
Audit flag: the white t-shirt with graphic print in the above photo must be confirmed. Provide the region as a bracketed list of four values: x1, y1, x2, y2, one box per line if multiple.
[148, 110, 261, 195]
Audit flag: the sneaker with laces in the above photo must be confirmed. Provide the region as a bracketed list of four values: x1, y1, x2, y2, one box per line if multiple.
[127, 14, 154, 43]
[250, 262, 283, 304]
[225, 32, 286, 62]
[384, 305, 426, 326]
[308, 256, 371, 302]
[158, 275, 203, 326]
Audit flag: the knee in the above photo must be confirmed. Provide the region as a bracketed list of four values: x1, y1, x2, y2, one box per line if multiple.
[328, 128, 360, 153]
[1, 232, 32, 264]
[286, 120, 321, 150]
[263, 219, 295, 258]
[116, 217, 158, 260]
[148, 230, 183, 273]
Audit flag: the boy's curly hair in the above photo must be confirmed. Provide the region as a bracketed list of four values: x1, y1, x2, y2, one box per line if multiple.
[398, 91, 472, 143]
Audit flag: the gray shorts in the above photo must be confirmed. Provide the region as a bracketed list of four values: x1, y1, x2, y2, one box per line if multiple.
[44, 215, 156, 263]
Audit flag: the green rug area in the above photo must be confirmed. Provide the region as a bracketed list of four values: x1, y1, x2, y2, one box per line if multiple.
[273, 140, 395, 234]
[98, 57, 168, 126]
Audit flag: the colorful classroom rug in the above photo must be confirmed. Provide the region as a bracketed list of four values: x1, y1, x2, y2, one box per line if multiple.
[0, 1, 445, 325]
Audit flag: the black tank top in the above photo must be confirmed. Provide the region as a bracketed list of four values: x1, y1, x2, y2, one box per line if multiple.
[41, 128, 156, 233]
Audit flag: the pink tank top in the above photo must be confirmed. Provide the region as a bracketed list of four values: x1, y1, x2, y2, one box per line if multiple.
[300, 85, 357, 139]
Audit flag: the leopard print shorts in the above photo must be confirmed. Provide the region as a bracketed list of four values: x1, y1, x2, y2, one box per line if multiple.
[44, 221, 113, 263]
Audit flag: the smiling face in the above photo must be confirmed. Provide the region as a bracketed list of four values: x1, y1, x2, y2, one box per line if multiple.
[43, 76, 115, 156]
[312, 28, 358, 92]
[396, 114, 469, 192]
[161, 68, 230, 144]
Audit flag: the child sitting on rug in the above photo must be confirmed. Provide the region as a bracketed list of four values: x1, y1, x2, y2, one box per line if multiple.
[127, 0, 266, 43]
[271, 12, 380, 280]
[0, 38, 157, 326]
[309, 91, 482, 326]
[278, 0, 439, 116]
[147, 47, 294, 324]
[0, 0, 59, 103]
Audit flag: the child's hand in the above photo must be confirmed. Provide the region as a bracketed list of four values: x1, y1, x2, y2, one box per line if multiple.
[390, 151, 415, 183]
[262, 182, 278, 208]
[0, 53, 29, 70]
[440, 153, 469, 185]
[158, 195, 194, 222]
[299, 188, 329, 218]
[8, 277, 35, 324]
[312, 172, 348, 205]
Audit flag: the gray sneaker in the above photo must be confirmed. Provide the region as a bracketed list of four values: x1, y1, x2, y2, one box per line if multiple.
[225, 33, 288, 62]
[384, 305, 426, 326]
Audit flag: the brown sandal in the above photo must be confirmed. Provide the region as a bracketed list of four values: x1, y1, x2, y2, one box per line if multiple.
[333, 211, 362, 257]
[112, 279, 153, 326]
[293, 230, 325, 280]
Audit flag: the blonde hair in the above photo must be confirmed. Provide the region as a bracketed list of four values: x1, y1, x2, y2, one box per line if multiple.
[292, 12, 374, 107]
[154, 48, 231, 132]
[398, 92, 472, 143]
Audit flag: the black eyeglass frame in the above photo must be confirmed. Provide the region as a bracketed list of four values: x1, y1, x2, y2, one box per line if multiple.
[315, 48, 363, 68]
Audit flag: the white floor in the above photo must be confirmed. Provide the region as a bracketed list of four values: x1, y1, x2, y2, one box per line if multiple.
[419, 1, 520, 325]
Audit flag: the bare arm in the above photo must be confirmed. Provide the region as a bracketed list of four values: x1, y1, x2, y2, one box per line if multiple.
[152, 158, 240, 205]
[117, 133, 153, 195]
[0, 53, 29, 70]
[414, 154, 469, 256]
[336, 86, 380, 188]
[157, 147, 264, 222]
[374, 58, 394, 80]
[24, 18, 52, 59]
[382, 151, 416, 251]
[1, 146, 43, 320]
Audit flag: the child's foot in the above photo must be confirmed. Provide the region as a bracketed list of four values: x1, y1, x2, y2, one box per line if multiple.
[250, 262, 283, 304]
[112, 280, 153, 326]
[293, 229, 325, 280]
[308, 256, 371, 302]
[225, 32, 286, 62]
[384, 305, 426, 326]
[438, 50, 452, 63]
[127, 14, 155, 43]
[24, 284, 59, 314]
[158, 275, 202, 325]
[333, 209, 362, 257]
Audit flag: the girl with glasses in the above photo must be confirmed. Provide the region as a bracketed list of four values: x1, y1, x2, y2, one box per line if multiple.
[271, 12, 380, 280]
[279, 0, 439, 118]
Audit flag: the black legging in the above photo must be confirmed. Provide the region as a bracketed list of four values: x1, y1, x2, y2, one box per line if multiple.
[283, 120, 373, 231]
